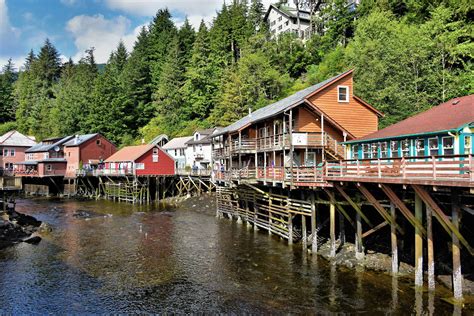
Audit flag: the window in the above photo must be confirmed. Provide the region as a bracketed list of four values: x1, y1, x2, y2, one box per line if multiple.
[278, 16, 282, 22]
[285, 21, 289, 26]
[464, 136, 471, 154]
[44, 152, 49, 159]
[180, 148, 185, 156]
[305, 152, 316, 167]
[68, 152, 71, 157]
[46, 164, 52, 171]
[174, 149, 177, 156]
[416, 139, 425, 157]
[278, 25, 282, 30]
[271, 21, 276, 26]
[193, 145, 196, 152]
[96, 139, 101, 146]
[152, 148, 159, 162]
[199, 144, 202, 151]
[442, 136, 454, 155]
[401, 140, 410, 157]
[362, 144, 370, 158]
[371, 143, 378, 158]
[390, 141, 399, 158]
[352, 145, 359, 159]
[429, 138, 438, 156]
[3, 149, 8, 157]
[135, 163, 145, 170]
[380, 142, 388, 158]
[195, 133, 199, 141]
[337, 86, 349, 102]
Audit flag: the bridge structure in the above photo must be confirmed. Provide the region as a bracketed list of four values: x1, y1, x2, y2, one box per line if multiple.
[214, 154, 474, 303]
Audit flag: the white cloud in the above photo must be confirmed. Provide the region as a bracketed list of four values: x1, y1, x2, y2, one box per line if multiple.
[0, 0, 20, 42]
[0, 56, 26, 71]
[105, 0, 222, 17]
[66, 14, 138, 63]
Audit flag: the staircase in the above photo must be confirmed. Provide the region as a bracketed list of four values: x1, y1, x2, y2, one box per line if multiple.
[324, 133, 345, 160]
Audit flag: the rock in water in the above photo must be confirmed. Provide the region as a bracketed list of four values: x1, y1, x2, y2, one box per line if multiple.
[23, 236, 42, 245]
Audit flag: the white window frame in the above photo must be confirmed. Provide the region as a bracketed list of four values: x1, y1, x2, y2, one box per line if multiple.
[352, 144, 359, 160]
[390, 141, 399, 158]
[135, 163, 145, 170]
[380, 142, 388, 158]
[337, 85, 349, 103]
[428, 137, 439, 156]
[46, 164, 52, 171]
[464, 136, 471, 154]
[415, 139, 425, 157]
[442, 136, 454, 155]
[3, 149, 8, 157]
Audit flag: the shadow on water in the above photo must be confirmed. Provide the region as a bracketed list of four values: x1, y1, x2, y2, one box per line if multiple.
[0, 197, 470, 313]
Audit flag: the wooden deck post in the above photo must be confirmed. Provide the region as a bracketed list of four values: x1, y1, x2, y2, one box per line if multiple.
[302, 214, 307, 249]
[311, 191, 317, 253]
[288, 189, 293, 245]
[355, 212, 363, 259]
[452, 190, 463, 301]
[415, 193, 423, 288]
[268, 188, 273, 235]
[330, 201, 336, 258]
[426, 205, 435, 291]
[390, 202, 398, 274]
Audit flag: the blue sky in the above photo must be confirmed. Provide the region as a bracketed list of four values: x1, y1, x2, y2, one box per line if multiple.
[1, 0, 272, 69]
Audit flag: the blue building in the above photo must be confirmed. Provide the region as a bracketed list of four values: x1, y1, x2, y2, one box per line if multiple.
[344, 95, 473, 160]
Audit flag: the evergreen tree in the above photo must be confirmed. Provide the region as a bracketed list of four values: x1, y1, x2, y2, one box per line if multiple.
[181, 21, 219, 121]
[0, 59, 17, 123]
[178, 18, 196, 69]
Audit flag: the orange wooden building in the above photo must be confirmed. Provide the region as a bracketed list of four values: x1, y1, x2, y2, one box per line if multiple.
[212, 69, 383, 186]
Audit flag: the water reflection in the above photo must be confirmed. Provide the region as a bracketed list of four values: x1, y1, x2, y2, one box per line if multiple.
[0, 198, 470, 313]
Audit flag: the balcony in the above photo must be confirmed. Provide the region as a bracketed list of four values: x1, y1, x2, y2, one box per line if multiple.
[212, 147, 230, 159]
[230, 139, 257, 154]
[194, 153, 205, 160]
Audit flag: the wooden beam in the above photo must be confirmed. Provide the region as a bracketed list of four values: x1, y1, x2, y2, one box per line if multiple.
[380, 184, 426, 237]
[323, 189, 355, 229]
[426, 205, 435, 291]
[361, 221, 388, 239]
[390, 203, 398, 274]
[334, 184, 373, 227]
[415, 193, 423, 288]
[310, 191, 317, 253]
[357, 184, 403, 234]
[452, 191, 463, 301]
[330, 201, 336, 258]
[412, 185, 474, 256]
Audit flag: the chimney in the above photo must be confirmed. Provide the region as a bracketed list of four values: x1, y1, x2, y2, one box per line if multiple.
[248, 107, 252, 116]
[141, 138, 145, 144]
[74, 134, 79, 144]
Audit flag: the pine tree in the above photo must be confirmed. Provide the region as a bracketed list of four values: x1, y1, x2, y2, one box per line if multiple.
[182, 21, 219, 120]
[249, 0, 265, 33]
[178, 18, 196, 69]
[0, 59, 17, 123]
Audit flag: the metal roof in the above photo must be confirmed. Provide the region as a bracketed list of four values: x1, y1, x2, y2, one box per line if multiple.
[214, 70, 352, 136]
[63, 133, 99, 147]
[149, 134, 169, 145]
[0, 130, 36, 147]
[105, 144, 155, 162]
[26, 135, 74, 153]
[163, 136, 193, 149]
[346, 94, 474, 144]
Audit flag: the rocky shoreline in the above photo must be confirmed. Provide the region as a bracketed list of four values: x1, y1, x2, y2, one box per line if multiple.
[0, 206, 50, 249]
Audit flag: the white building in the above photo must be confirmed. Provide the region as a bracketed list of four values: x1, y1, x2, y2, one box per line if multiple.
[264, 3, 311, 40]
[162, 136, 193, 170]
[185, 128, 221, 170]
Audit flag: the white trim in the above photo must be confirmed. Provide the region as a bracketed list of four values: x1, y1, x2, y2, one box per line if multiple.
[337, 85, 349, 103]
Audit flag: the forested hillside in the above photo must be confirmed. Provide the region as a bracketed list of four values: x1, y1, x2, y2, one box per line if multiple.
[0, 0, 472, 145]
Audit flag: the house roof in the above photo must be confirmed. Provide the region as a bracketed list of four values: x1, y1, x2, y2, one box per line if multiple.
[149, 134, 169, 145]
[264, 4, 310, 22]
[347, 95, 474, 143]
[105, 144, 155, 162]
[163, 136, 193, 149]
[26, 135, 74, 153]
[187, 128, 222, 145]
[63, 133, 99, 147]
[214, 70, 359, 137]
[0, 130, 36, 147]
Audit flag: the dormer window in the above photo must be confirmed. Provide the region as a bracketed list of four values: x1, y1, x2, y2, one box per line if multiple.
[338, 86, 349, 103]
[195, 134, 199, 141]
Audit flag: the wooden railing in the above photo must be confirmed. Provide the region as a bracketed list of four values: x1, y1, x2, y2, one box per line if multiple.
[256, 167, 284, 180]
[93, 169, 134, 176]
[325, 155, 474, 183]
[231, 139, 257, 152]
[212, 147, 230, 159]
[176, 169, 212, 177]
[286, 166, 325, 183]
[324, 133, 345, 158]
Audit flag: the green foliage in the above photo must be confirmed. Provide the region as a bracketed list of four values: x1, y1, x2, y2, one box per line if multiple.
[1, 1, 472, 145]
[0, 121, 17, 136]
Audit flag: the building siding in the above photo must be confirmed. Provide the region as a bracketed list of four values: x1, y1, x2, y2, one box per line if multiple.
[307, 75, 379, 138]
[135, 147, 175, 176]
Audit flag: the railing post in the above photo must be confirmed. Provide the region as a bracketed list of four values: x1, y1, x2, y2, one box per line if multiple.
[357, 159, 360, 176]
[402, 158, 406, 179]
[339, 160, 343, 177]
[378, 158, 381, 178]
[432, 156, 436, 180]
[470, 154, 474, 182]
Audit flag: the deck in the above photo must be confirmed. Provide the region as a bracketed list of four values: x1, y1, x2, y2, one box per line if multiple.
[216, 154, 474, 188]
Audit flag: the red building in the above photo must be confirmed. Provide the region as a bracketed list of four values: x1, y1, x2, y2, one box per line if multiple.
[102, 144, 175, 176]
[64, 133, 117, 178]
[0, 130, 36, 175]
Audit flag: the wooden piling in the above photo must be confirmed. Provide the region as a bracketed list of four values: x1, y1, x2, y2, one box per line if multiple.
[355, 212, 363, 259]
[302, 214, 307, 249]
[426, 205, 435, 291]
[310, 191, 317, 253]
[330, 201, 336, 258]
[452, 191, 463, 301]
[390, 202, 398, 274]
[414, 193, 423, 288]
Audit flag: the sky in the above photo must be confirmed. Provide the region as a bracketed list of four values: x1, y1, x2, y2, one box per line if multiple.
[0, 0, 274, 70]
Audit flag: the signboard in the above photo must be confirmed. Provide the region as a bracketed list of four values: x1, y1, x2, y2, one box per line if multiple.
[292, 133, 308, 146]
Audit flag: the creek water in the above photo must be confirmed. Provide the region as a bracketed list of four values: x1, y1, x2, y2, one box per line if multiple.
[0, 197, 468, 313]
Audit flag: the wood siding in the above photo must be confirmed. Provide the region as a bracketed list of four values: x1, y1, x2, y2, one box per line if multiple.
[135, 147, 175, 176]
[307, 74, 379, 138]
